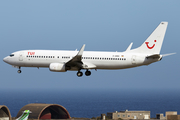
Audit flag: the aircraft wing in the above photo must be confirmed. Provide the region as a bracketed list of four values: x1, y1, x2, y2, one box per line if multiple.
[66, 44, 97, 70]
[66, 44, 85, 69]
[82, 62, 96, 69]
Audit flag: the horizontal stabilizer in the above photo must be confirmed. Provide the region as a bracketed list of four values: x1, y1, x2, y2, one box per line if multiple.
[162, 53, 176, 57]
[146, 54, 161, 59]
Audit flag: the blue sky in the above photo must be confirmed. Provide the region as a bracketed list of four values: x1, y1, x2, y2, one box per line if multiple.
[0, 0, 179, 91]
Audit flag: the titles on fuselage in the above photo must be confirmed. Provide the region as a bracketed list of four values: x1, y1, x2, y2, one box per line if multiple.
[28, 52, 35, 55]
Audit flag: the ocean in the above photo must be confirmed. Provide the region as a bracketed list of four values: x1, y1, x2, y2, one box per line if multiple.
[0, 89, 180, 118]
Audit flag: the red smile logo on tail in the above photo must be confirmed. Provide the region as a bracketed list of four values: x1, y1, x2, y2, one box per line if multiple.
[145, 40, 156, 49]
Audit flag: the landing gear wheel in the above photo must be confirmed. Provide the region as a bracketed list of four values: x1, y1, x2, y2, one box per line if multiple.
[77, 71, 83, 77]
[17, 70, 21, 73]
[85, 70, 91, 76]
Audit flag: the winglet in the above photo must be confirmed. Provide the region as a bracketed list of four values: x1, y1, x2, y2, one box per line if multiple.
[77, 44, 85, 56]
[65, 44, 85, 67]
[126, 42, 133, 51]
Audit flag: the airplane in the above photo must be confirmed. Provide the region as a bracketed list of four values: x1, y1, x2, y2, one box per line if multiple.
[3, 22, 175, 77]
[16, 110, 31, 120]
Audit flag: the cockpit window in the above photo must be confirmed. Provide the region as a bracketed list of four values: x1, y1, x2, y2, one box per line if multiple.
[10, 54, 14, 57]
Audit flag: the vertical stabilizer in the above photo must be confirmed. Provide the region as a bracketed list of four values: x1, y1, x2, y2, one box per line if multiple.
[131, 22, 168, 54]
[16, 110, 31, 120]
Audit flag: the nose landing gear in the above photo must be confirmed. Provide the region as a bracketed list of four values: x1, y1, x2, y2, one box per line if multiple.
[17, 70, 21, 73]
[17, 67, 21, 73]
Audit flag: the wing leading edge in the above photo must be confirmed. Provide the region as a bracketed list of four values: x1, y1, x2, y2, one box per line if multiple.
[65, 44, 96, 70]
[66, 44, 85, 69]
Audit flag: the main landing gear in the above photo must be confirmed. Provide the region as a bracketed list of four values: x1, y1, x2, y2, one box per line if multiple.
[77, 71, 83, 77]
[85, 70, 91, 76]
[17, 67, 21, 73]
[77, 70, 91, 77]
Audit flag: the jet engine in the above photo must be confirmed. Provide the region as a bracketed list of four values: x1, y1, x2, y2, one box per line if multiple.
[49, 63, 66, 72]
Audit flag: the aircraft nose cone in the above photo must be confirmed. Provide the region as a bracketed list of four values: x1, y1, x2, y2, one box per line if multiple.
[3, 57, 8, 63]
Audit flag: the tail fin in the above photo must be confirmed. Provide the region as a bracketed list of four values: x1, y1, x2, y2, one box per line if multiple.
[16, 110, 31, 120]
[131, 22, 168, 54]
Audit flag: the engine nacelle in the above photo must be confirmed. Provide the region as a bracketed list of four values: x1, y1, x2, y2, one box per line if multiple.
[49, 63, 66, 72]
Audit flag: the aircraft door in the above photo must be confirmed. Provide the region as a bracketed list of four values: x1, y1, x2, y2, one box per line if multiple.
[19, 53, 23, 61]
[131, 55, 136, 64]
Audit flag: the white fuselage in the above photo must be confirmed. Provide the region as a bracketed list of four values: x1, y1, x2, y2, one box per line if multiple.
[2, 22, 169, 76]
[3, 50, 159, 71]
